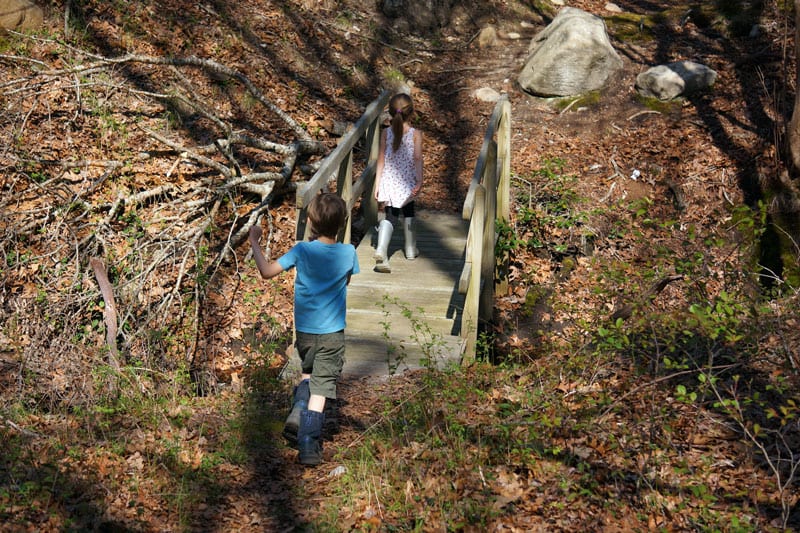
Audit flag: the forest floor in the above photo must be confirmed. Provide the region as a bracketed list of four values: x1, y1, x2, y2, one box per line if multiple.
[2, 0, 800, 531]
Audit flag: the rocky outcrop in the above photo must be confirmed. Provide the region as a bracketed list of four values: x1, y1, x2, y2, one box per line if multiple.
[518, 7, 622, 97]
[635, 61, 718, 101]
[0, 0, 43, 31]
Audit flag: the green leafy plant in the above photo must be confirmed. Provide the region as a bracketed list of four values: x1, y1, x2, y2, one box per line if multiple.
[377, 296, 449, 374]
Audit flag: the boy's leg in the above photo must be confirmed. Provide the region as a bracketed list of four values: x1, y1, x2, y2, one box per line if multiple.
[286, 334, 317, 445]
[297, 393, 326, 466]
[297, 409, 325, 466]
[308, 394, 326, 412]
[282, 375, 310, 445]
[298, 331, 345, 465]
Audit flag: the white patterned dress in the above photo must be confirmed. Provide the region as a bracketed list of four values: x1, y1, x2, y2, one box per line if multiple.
[377, 128, 418, 208]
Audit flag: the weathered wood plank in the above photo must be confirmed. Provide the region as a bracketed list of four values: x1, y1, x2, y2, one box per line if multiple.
[346, 312, 462, 339]
[334, 210, 468, 378]
[344, 334, 463, 374]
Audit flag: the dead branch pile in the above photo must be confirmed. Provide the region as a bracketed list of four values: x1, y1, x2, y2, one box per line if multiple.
[0, 32, 335, 400]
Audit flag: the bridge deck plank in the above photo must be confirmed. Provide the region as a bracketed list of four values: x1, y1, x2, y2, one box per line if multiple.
[343, 211, 468, 378]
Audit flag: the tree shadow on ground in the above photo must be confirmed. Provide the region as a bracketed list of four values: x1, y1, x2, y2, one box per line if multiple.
[616, 0, 789, 281]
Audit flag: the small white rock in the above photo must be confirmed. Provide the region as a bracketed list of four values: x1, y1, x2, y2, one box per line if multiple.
[473, 87, 502, 103]
[329, 465, 347, 478]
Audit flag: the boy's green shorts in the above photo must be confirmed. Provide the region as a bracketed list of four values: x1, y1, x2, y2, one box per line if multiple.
[295, 330, 345, 399]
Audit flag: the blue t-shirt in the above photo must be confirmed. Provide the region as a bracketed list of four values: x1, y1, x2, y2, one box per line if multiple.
[277, 240, 360, 334]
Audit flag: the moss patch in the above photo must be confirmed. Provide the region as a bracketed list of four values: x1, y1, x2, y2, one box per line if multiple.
[634, 93, 683, 113]
[554, 91, 601, 113]
[604, 12, 660, 43]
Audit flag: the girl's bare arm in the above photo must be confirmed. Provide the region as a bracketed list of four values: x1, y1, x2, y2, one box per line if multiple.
[412, 129, 423, 195]
[374, 129, 387, 200]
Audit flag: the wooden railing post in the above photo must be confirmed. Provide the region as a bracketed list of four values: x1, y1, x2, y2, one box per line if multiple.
[495, 99, 511, 296]
[481, 143, 497, 324]
[458, 95, 511, 364]
[496, 100, 511, 223]
[336, 150, 354, 244]
[296, 181, 312, 241]
[363, 112, 381, 229]
[462, 185, 485, 363]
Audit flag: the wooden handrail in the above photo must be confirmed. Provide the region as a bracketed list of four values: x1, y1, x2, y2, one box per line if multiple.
[459, 96, 511, 363]
[462, 97, 511, 221]
[295, 90, 391, 242]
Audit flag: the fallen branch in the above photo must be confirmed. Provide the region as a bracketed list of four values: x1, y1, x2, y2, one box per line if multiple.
[597, 364, 740, 420]
[3, 418, 41, 438]
[141, 126, 233, 177]
[607, 157, 623, 180]
[609, 274, 684, 321]
[559, 98, 580, 115]
[89, 257, 121, 372]
[599, 181, 617, 203]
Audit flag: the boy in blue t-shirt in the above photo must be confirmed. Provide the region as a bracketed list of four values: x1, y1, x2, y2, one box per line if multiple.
[249, 193, 359, 466]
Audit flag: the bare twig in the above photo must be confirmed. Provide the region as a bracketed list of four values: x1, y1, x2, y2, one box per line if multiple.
[597, 364, 740, 420]
[140, 126, 233, 177]
[627, 109, 661, 121]
[599, 181, 617, 203]
[559, 98, 580, 115]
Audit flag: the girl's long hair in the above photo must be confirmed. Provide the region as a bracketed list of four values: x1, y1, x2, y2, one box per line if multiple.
[389, 93, 413, 152]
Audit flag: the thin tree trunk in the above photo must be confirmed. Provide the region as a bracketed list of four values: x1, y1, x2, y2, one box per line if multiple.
[786, 0, 800, 174]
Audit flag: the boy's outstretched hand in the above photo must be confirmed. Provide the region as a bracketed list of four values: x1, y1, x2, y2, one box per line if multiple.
[249, 224, 283, 279]
[249, 225, 263, 241]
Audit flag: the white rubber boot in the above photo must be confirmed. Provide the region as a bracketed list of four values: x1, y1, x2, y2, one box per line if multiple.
[403, 216, 419, 260]
[374, 219, 393, 273]
[374, 210, 385, 233]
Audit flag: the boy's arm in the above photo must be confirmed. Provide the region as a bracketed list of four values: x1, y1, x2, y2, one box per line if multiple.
[249, 226, 284, 279]
[347, 245, 359, 286]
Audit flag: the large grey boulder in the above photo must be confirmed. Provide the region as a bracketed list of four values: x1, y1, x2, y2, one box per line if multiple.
[635, 61, 717, 101]
[0, 0, 43, 31]
[518, 7, 623, 97]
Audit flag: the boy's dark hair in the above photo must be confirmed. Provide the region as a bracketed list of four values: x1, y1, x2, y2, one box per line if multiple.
[307, 192, 346, 239]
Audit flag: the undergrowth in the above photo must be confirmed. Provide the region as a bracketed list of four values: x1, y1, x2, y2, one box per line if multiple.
[314, 158, 800, 530]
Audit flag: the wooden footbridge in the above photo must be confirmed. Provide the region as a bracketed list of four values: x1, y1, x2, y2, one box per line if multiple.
[286, 91, 510, 379]
[343, 211, 469, 377]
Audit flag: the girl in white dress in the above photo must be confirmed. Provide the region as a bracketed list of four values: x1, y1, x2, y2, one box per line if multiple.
[373, 93, 423, 273]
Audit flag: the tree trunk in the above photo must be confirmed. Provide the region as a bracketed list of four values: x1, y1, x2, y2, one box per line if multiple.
[787, 0, 800, 175]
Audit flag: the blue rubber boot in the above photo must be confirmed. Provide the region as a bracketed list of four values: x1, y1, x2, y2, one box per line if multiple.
[297, 409, 325, 466]
[282, 379, 309, 445]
